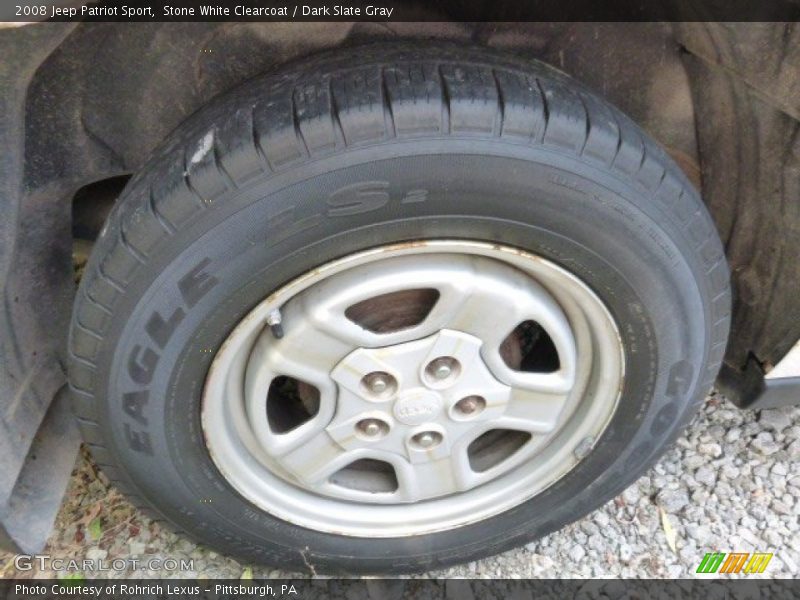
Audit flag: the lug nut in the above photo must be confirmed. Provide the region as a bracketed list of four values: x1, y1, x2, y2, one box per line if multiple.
[434, 364, 452, 379]
[362, 371, 396, 396]
[454, 395, 486, 416]
[362, 421, 381, 436]
[425, 356, 460, 384]
[356, 418, 388, 439]
[369, 376, 388, 394]
[411, 430, 443, 449]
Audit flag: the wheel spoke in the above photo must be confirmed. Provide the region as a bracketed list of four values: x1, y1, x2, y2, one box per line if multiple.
[394, 445, 477, 501]
[293, 254, 483, 347]
[242, 296, 353, 455]
[496, 386, 571, 434]
[439, 259, 578, 393]
[246, 296, 353, 389]
[276, 430, 349, 487]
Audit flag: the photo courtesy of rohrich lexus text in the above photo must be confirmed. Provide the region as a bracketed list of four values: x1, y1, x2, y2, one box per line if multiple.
[0, 0, 798, 595]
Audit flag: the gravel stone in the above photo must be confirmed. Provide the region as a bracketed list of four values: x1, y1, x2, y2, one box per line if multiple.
[772, 463, 788, 477]
[697, 442, 723, 457]
[694, 466, 716, 486]
[771, 500, 793, 515]
[751, 432, 780, 455]
[787, 440, 800, 459]
[759, 408, 792, 432]
[684, 455, 706, 469]
[725, 429, 741, 443]
[656, 489, 690, 513]
[568, 545, 586, 562]
[2, 394, 798, 579]
[618, 543, 633, 562]
[685, 524, 711, 544]
[587, 534, 605, 551]
[715, 481, 733, 498]
[622, 486, 640, 503]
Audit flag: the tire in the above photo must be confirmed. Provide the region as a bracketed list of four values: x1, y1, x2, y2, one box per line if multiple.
[68, 42, 730, 574]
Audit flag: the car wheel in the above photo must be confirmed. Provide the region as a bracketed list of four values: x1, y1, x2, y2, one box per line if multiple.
[68, 43, 730, 573]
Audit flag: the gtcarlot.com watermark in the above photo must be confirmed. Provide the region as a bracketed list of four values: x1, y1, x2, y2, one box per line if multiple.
[14, 554, 193, 573]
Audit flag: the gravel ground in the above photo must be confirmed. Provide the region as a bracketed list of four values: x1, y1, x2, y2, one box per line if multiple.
[2, 391, 799, 579]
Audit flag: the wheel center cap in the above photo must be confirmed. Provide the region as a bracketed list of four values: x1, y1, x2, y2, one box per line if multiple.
[325, 329, 513, 461]
[393, 390, 442, 426]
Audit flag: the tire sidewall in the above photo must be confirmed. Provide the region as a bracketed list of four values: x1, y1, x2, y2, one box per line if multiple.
[95, 141, 711, 572]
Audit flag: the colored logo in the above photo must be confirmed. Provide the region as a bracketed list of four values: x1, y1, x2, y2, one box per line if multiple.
[696, 552, 773, 574]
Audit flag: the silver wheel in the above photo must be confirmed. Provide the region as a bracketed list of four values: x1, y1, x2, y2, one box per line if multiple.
[202, 241, 623, 537]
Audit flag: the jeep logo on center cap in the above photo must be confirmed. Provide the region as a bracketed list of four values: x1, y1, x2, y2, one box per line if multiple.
[393, 391, 443, 426]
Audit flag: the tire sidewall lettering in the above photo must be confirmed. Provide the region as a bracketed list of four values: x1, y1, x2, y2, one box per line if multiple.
[121, 257, 218, 454]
